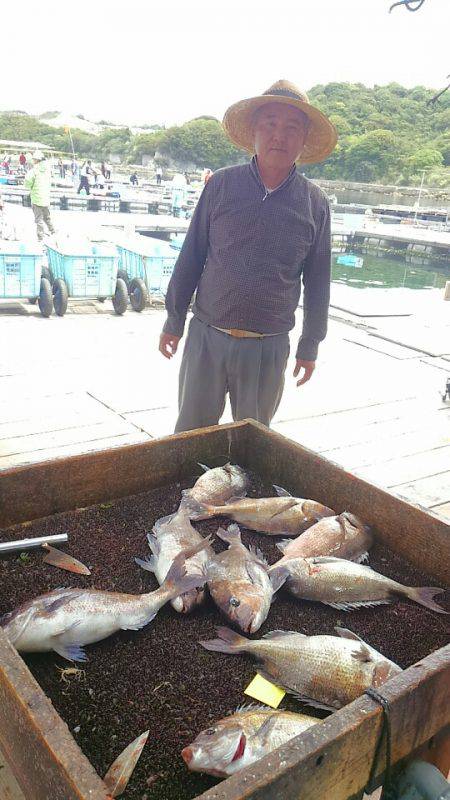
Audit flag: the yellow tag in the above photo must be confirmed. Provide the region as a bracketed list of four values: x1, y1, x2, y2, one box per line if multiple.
[244, 674, 286, 709]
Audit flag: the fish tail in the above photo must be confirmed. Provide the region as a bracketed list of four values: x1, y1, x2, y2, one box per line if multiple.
[161, 541, 209, 598]
[215, 523, 241, 544]
[179, 494, 214, 520]
[199, 625, 249, 654]
[404, 586, 448, 614]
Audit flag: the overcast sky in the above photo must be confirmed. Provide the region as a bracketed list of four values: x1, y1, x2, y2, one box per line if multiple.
[4, 0, 449, 126]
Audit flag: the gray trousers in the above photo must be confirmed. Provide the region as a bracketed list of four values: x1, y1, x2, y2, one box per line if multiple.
[32, 204, 55, 241]
[175, 317, 290, 433]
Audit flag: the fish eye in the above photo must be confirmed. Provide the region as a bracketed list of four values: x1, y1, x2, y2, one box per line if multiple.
[229, 597, 241, 607]
[204, 728, 216, 735]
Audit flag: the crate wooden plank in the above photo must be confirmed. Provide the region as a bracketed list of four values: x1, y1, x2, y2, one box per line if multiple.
[197, 646, 450, 800]
[0, 748, 26, 800]
[0, 634, 108, 800]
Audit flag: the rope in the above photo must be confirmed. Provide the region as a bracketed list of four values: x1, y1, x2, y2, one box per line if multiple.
[364, 687, 393, 794]
[389, 0, 426, 12]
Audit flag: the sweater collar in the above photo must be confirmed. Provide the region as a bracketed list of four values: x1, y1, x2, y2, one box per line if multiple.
[249, 155, 297, 195]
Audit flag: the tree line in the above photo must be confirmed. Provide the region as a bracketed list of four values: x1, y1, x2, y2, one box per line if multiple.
[1, 82, 449, 186]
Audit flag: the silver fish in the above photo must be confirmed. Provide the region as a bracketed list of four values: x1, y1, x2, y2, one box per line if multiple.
[135, 508, 213, 613]
[1, 543, 208, 662]
[200, 626, 401, 710]
[206, 525, 287, 633]
[275, 556, 447, 613]
[189, 485, 335, 536]
[271, 512, 373, 566]
[181, 704, 319, 778]
[181, 463, 249, 512]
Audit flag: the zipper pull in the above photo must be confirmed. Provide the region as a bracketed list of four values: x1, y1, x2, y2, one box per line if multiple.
[262, 190, 269, 202]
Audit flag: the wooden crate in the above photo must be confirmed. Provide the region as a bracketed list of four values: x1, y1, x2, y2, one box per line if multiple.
[0, 420, 449, 800]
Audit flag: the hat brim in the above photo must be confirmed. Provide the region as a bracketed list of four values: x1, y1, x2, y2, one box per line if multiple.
[222, 94, 338, 164]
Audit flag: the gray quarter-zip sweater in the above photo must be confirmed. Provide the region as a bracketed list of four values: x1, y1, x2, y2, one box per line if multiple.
[163, 156, 331, 360]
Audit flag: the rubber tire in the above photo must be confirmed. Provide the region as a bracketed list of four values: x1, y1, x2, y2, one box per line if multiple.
[130, 277, 149, 312]
[38, 278, 53, 318]
[53, 278, 68, 317]
[112, 278, 128, 315]
[42, 266, 54, 284]
[28, 297, 38, 304]
[117, 269, 130, 292]
[97, 297, 106, 303]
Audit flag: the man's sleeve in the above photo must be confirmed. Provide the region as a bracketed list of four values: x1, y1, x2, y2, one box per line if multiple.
[296, 200, 331, 361]
[163, 179, 213, 338]
[24, 171, 34, 191]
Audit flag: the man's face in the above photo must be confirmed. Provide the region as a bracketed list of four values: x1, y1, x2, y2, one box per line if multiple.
[253, 102, 308, 171]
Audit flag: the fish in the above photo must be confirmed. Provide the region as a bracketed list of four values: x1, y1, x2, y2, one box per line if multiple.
[135, 508, 213, 613]
[272, 556, 447, 614]
[270, 511, 373, 567]
[187, 485, 335, 536]
[1, 542, 208, 662]
[206, 524, 288, 633]
[180, 463, 249, 513]
[181, 704, 319, 778]
[199, 626, 402, 710]
[104, 730, 149, 797]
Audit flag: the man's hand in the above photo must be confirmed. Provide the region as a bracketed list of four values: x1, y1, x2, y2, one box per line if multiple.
[293, 359, 315, 387]
[159, 332, 181, 359]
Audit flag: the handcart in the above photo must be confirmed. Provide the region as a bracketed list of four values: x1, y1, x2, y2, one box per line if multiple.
[45, 241, 127, 316]
[0, 241, 53, 317]
[116, 234, 178, 312]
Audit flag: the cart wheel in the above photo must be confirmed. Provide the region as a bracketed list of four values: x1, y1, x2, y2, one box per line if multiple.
[38, 278, 53, 318]
[53, 278, 68, 317]
[130, 277, 148, 312]
[28, 297, 38, 304]
[97, 297, 106, 303]
[117, 269, 130, 292]
[112, 278, 128, 315]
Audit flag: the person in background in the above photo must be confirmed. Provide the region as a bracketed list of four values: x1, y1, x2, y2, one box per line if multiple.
[156, 166, 162, 185]
[78, 160, 94, 194]
[130, 172, 139, 186]
[24, 150, 56, 242]
[170, 172, 187, 218]
[184, 171, 191, 185]
[19, 152, 27, 169]
[101, 161, 111, 180]
[57, 158, 66, 179]
[203, 168, 213, 185]
[159, 79, 337, 432]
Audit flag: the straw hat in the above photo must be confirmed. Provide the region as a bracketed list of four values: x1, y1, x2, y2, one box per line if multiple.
[223, 79, 338, 164]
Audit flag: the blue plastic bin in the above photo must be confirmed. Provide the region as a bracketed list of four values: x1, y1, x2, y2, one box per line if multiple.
[117, 237, 178, 299]
[0, 243, 42, 299]
[46, 244, 118, 298]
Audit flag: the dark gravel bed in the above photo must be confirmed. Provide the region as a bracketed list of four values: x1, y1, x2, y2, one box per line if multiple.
[0, 473, 449, 800]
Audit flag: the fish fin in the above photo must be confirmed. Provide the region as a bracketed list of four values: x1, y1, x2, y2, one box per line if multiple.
[179, 495, 213, 521]
[146, 532, 160, 555]
[245, 560, 268, 587]
[3, 607, 36, 644]
[262, 629, 302, 640]
[310, 556, 347, 564]
[197, 462, 211, 472]
[334, 626, 365, 642]
[269, 566, 289, 595]
[52, 641, 88, 663]
[234, 702, 271, 714]
[253, 714, 281, 745]
[121, 609, 158, 631]
[276, 539, 293, 554]
[354, 551, 369, 564]
[273, 485, 292, 497]
[42, 590, 83, 614]
[134, 555, 157, 573]
[216, 524, 242, 545]
[351, 644, 374, 663]
[152, 512, 178, 533]
[285, 687, 336, 712]
[248, 545, 268, 566]
[328, 600, 392, 611]
[199, 626, 248, 653]
[403, 586, 448, 614]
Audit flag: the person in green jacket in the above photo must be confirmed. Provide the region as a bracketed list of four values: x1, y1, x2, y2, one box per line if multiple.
[24, 150, 55, 242]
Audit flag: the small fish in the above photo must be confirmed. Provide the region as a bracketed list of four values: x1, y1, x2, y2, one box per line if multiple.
[274, 556, 447, 613]
[271, 511, 373, 567]
[180, 463, 249, 513]
[181, 704, 319, 778]
[188, 485, 335, 536]
[104, 730, 149, 797]
[206, 524, 287, 633]
[200, 626, 401, 710]
[1, 542, 208, 662]
[42, 544, 91, 576]
[135, 508, 213, 613]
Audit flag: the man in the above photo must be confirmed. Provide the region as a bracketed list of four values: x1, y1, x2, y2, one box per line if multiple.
[24, 150, 56, 243]
[156, 166, 162, 185]
[78, 160, 94, 195]
[159, 80, 337, 432]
